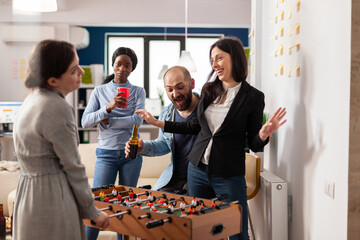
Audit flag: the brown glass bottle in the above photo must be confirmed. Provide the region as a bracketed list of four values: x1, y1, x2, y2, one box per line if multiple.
[128, 125, 139, 159]
[0, 204, 6, 240]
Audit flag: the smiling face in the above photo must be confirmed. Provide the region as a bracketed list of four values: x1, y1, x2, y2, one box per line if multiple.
[210, 46, 235, 84]
[113, 54, 133, 83]
[50, 51, 84, 97]
[164, 68, 194, 111]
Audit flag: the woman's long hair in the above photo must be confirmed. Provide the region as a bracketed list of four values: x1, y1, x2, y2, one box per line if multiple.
[201, 36, 248, 105]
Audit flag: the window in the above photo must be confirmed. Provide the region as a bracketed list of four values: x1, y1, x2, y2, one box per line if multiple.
[106, 34, 221, 106]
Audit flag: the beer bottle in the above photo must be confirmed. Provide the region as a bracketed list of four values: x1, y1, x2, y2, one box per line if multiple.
[0, 203, 6, 240]
[128, 125, 139, 159]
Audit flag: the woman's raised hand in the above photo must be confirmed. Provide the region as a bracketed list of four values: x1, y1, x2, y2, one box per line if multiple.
[259, 107, 287, 141]
[136, 109, 165, 129]
[106, 91, 127, 112]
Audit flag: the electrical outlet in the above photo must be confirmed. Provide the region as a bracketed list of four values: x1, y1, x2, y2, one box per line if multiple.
[324, 180, 335, 199]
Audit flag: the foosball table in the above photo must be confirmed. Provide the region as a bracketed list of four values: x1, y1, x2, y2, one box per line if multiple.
[84, 185, 242, 240]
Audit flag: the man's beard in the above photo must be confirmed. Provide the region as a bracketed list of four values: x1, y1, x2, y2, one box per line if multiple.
[172, 91, 193, 111]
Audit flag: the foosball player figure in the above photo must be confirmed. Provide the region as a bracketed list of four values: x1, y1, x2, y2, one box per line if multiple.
[181, 209, 186, 217]
[159, 199, 168, 208]
[122, 198, 130, 207]
[99, 189, 105, 201]
[128, 188, 135, 200]
[187, 206, 196, 215]
[211, 200, 216, 208]
[199, 200, 205, 211]
[180, 200, 186, 211]
[112, 187, 118, 197]
[104, 196, 110, 203]
[191, 197, 198, 207]
[148, 192, 155, 202]
[135, 196, 141, 205]
[168, 202, 176, 213]
[147, 202, 157, 212]
[116, 193, 123, 202]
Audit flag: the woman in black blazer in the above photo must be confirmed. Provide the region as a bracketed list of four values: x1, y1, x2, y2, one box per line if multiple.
[136, 36, 286, 240]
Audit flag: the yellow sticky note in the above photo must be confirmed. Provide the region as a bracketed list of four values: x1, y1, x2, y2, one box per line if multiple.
[296, 65, 300, 76]
[20, 72, 26, 79]
[296, 23, 300, 34]
[279, 44, 284, 55]
[297, 0, 301, 12]
[281, 10, 284, 20]
[280, 27, 284, 37]
[19, 66, 26, 71]
[19, 59, 26, 65]
[279, 64, 284, 75]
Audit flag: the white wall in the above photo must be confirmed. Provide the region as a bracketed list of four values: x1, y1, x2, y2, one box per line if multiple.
[253, 0, 351, 239]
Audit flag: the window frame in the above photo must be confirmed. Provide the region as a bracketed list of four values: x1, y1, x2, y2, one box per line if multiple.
[105, 33, 222, 97]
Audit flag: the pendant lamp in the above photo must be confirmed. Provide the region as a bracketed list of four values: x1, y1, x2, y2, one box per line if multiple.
[13, 0, 58, 12]
[178, 0, 197, 72]
[158, 64, 169, 79]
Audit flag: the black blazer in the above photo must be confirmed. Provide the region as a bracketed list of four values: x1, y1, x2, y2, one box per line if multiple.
[164, 81, 268, 177]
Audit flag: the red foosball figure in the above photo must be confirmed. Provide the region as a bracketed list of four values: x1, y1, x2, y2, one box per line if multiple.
[117, 193, 123, 202]
[99, 189, 105, 201]
[188, 206, 195, 215]
[148, 203, 157, 212]
[104, 196, 110, 202]
[211, 201, 216, 208]
[128, 189, 135, 200]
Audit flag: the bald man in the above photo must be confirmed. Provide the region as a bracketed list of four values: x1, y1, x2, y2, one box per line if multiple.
[127, 66, 199, 194]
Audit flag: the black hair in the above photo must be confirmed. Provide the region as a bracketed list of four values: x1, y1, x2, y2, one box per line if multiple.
[103, 47, 138, 84]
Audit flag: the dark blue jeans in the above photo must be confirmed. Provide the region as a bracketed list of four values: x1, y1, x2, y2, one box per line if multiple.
[85, 148, 142, 240]
[188, 162, 249, 240]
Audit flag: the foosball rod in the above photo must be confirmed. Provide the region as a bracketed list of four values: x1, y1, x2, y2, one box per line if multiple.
[108, 209, 132, 220]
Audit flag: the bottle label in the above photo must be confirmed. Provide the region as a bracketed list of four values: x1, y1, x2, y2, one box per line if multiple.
[129, 144, 138, 159]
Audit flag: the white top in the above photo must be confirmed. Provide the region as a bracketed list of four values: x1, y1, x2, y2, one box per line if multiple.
[202, 82, 242, 164]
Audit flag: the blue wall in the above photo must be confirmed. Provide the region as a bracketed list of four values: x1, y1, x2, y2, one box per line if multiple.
[77, 26, 249, 65]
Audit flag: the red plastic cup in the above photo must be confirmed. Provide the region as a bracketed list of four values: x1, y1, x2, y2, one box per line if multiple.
[117, 87, 130, 109]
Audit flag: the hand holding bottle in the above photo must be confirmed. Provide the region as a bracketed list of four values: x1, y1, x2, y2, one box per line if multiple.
[127, 125, 140, 159]
[125, 139, 144, 159]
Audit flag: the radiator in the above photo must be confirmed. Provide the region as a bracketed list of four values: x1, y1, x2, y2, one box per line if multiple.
[248, 169, 288, 240]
